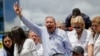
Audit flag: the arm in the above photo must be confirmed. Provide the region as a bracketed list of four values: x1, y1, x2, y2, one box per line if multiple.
[88, 44, 93, 56]
[20, 39, 37, 56]
[13, 2, 42, 37]
[20, 16, 42, 37]
[87, 32, 94, 56]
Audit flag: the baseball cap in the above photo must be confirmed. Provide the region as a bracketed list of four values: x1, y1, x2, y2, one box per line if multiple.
[72, 46, 84, 54]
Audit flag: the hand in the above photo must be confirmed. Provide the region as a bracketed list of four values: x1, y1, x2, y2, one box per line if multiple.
[34, 37, 41, 45]
[13, 2, 22, 17]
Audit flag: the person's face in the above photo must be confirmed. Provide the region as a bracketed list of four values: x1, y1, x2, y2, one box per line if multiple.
[3, 37, 12, 48]
[72, 23, 83, 33]
[92, 22, 100, 33]
[29, 31, 40, 44]
[45, 18, 56, 33]
[73, 52, 83, 56]
[56, 24, 62, 29]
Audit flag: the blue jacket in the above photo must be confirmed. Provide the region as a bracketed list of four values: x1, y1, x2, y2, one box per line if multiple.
[65, 13, 91, 29]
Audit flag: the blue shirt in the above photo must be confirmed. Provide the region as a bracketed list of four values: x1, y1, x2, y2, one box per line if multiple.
[20, 16, 72, 56]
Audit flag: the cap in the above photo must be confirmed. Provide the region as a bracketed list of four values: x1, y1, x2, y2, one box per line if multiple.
[72, 46, 84, 54]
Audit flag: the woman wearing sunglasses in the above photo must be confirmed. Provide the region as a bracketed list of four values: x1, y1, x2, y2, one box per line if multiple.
[67, 16, 93, 56]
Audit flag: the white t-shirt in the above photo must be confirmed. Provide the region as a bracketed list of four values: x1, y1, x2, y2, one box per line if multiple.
[14, 38, 37, 56]
[94, 33, 100, 56]
[67, 29, 94, 56]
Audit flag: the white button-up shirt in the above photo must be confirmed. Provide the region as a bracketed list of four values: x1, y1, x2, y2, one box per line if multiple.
[67, 29, 94, 56]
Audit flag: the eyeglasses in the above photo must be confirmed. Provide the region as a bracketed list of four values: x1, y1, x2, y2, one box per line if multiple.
[74, 26, 81, 29]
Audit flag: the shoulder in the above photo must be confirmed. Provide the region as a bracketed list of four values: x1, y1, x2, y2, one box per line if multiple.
[0, 48, 6, 54]
[67, 30, 75, 35]
[0, 48, 3, 52]
[23, 38, 35, 47]
[84, 29, 92, 35]
[25, 38, 34, 43]
[81, 13, 89, 18]
[66, 14, 72, 20]
[56, 28, 66, 34]
[83, 29, 93, 41]
[23, 38, 35, 46]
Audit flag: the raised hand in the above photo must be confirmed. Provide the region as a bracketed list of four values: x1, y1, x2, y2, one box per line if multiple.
[13, 2, 22, 17]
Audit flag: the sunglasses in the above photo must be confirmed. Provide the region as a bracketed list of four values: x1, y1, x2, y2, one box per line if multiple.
[74, 26, 81, 29]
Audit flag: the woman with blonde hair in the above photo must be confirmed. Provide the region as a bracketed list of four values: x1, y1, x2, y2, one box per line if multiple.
[67, 16, 93, 56]
[92, 16, 100, 56]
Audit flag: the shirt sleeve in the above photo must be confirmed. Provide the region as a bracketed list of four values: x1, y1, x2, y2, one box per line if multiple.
[20, 16, 42, 37]
[20, 39, 37, 56]
[63, 32, 72, 56]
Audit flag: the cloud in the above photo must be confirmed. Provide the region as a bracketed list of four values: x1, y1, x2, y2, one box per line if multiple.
[20, 0, 100, 21]
[4, 0, 100, 31]
[4, 16, 21, 31]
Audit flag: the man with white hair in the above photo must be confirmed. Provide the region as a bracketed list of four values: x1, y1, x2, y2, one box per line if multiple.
[13, 2, 72, 56]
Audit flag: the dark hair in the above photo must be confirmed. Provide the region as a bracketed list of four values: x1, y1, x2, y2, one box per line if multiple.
[72, 46, 84, 54]
[2, 32, 14, 56]
[72, 8, 81, 17]
[11, 26, 27, 54]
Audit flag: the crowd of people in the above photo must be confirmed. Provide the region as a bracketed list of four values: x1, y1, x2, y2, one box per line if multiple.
[0, 2, 100, 56]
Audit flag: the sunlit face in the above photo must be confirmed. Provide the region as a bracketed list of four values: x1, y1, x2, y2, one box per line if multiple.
[56, 23, 65, 30]
[56, 24, 62, 29]
[45, 18, 56, 33]
[28, 31, 40, 44]
[72, 23, 83, 33]
[92, 22, 100, 33]
[3, 37, 12, 48]
[29, 31, 38, 39]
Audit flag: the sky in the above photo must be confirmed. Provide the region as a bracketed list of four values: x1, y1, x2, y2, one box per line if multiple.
[4, 0, 100, 31]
